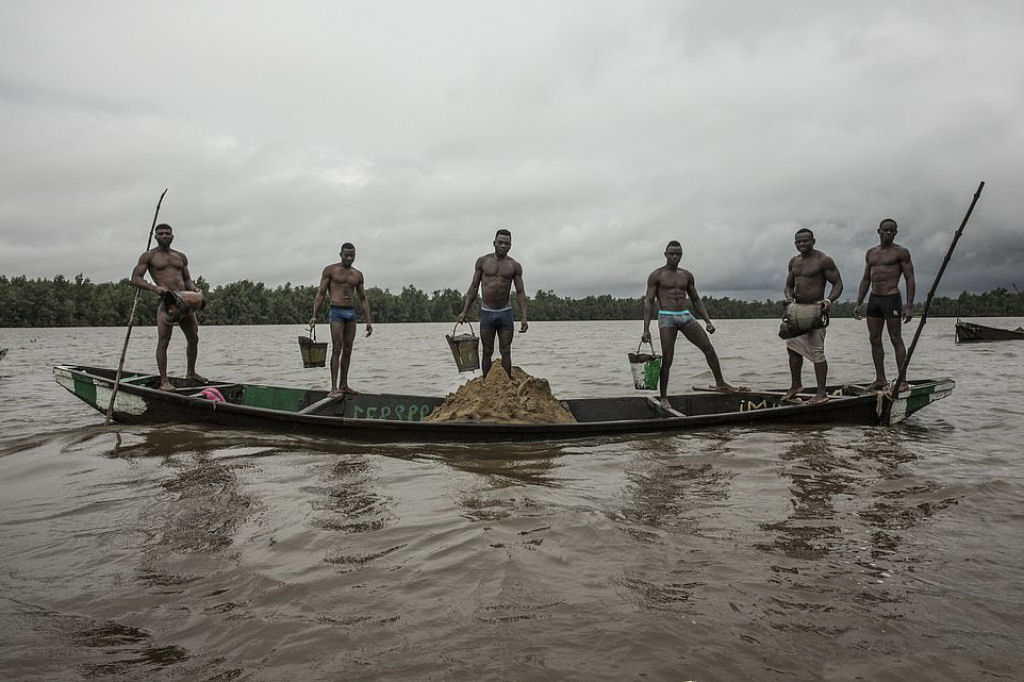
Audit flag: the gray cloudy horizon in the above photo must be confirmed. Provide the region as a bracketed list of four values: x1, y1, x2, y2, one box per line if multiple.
[1, 1, 1021, 303]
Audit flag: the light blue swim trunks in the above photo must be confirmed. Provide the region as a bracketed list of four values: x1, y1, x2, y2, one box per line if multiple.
[658, 309, 697, 329]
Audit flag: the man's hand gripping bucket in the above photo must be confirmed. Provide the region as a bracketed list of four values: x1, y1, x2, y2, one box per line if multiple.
[298, 324, 328, 368]
[446, 321, 480, 372]
[628, 341, 662, 390]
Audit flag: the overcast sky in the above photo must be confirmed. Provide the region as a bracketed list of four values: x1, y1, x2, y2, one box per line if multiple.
[1, 1, 1020, 301]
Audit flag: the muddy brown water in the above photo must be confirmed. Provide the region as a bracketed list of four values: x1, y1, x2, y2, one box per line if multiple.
[1, 319, 1021, 680]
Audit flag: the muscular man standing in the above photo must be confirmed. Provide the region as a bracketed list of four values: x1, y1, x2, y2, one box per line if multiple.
[457, 229, 528, 377]
[641, 240, 739, 409]
[311, 242, 373, 396]
[853, 218, 915, 392]
[783, 228, 843, 405]
[130, 223, 205, 391]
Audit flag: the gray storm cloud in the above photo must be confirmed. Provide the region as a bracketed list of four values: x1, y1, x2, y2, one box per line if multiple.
[1, 1, 1020, 300]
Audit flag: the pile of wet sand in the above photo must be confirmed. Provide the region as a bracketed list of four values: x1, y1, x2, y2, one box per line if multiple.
[424, 365, 576, 424]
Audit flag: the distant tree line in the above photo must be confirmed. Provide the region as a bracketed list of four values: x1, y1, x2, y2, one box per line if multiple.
[1, 274, 1022, 327]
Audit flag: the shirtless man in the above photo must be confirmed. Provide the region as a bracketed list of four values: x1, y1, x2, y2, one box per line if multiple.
[310, 242, 373, 396]
[457, 229, 528, 377]
[853, 218, 915, 392]
[641, 240, 739, 409]
[783, 228, 843, 405]
[130, 223, 205, 391]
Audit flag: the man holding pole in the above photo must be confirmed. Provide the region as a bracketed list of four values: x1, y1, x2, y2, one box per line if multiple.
[853, 218, 915, 392]
[130, 223, 205, 391]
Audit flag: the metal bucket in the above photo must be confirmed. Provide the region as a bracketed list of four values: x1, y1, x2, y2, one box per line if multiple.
[627, 341, 661, 390]
[298, 324, 328, 368]
[446, 321, 480, 372]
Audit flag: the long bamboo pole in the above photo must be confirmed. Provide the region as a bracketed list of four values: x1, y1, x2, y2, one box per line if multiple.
[105, 189, 168, 424]
[894, 181, 984, 392]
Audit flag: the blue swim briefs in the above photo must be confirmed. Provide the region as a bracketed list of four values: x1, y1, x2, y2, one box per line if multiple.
[658, 310, 697, 329]
[479, 306, 514, 331]
[329, 306, 357, 323]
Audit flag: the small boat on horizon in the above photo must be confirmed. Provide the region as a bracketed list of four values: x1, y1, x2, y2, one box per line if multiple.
[955, 318, 1024, 343]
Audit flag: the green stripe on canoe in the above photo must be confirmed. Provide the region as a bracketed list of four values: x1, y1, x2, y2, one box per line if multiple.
[240, 385, 310, 412]
[74, 377, 97, 406]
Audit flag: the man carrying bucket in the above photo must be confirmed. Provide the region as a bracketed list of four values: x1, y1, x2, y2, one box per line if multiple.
[782, 228, 843, 405]
[641, 240, 740, 409]
[457, 229, 528, 377]
[310, 242, 373, 397]
[130, 223, 206, 391]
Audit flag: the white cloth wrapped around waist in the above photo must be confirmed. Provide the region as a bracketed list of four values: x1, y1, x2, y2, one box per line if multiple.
[785, 326, 827, 363]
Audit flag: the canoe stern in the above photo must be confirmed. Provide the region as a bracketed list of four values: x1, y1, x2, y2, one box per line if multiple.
[886, 378, 955, 424]
[53, 365, 150, 418]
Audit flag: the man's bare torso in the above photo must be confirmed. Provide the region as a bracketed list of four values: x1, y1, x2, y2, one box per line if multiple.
[478, 254, 519, 308]
[145, 248, 189, 291]
[324, 264, 363, 307]
[651, 266, 694, 310]
[788, 251, 831, 303]
[866, 244, 910, 296]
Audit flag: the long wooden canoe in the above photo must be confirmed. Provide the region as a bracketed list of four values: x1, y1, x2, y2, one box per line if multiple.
[955, 318, 1024, 343]
[53, 365, 954, 442]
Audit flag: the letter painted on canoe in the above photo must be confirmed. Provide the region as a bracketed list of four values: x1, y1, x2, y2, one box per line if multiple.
[350, 401, 436, 421]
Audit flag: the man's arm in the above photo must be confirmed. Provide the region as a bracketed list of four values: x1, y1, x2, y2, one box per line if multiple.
[783, 260, 796, 303]
[641, 272, 657, 342]
[853, 257, 871, 319]
[309, 268, 330, 326]
[687, 277, 716, 334]
[901, 249, 916, 321]
[356, 274, 373, 337]
[457, 258, 483, 323]
[130, 252, 165, 295]
[180, 254, 197, 292]
[513, 262, 528, 333]
[823, 257, 843, 311]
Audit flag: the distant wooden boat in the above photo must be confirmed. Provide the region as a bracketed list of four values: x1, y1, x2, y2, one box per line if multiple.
[955, 318, 1024, 343]
[53, 365, 954, 442]
[0, 348, 7, 361]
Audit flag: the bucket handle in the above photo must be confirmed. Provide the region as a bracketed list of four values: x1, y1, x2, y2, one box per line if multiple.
[452, 320, 476, 337]
[636, 340, 657, 355]
[307, 323, 318, 342]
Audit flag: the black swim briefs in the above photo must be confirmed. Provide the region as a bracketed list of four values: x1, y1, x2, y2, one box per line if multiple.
[866, 293, 902, 319]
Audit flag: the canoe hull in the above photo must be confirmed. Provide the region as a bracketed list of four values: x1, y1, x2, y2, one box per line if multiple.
[54, 366, 954, 442]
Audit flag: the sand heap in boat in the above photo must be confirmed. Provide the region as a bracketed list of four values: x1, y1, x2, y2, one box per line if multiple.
[424, 365, 576, 424]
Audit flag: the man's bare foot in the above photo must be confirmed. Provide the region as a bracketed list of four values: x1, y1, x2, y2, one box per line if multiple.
[186, 373, 209, 384]
[328, 389, 344, 398]
[659, 397, 673, 410]
[782, 386, 803, 400]
[159, 381, 176, 392]
[894, 381, 910, 394]
[865, 380, 888, 391]
[807, 394, 829, 406]
[341, 385, 360, 395]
